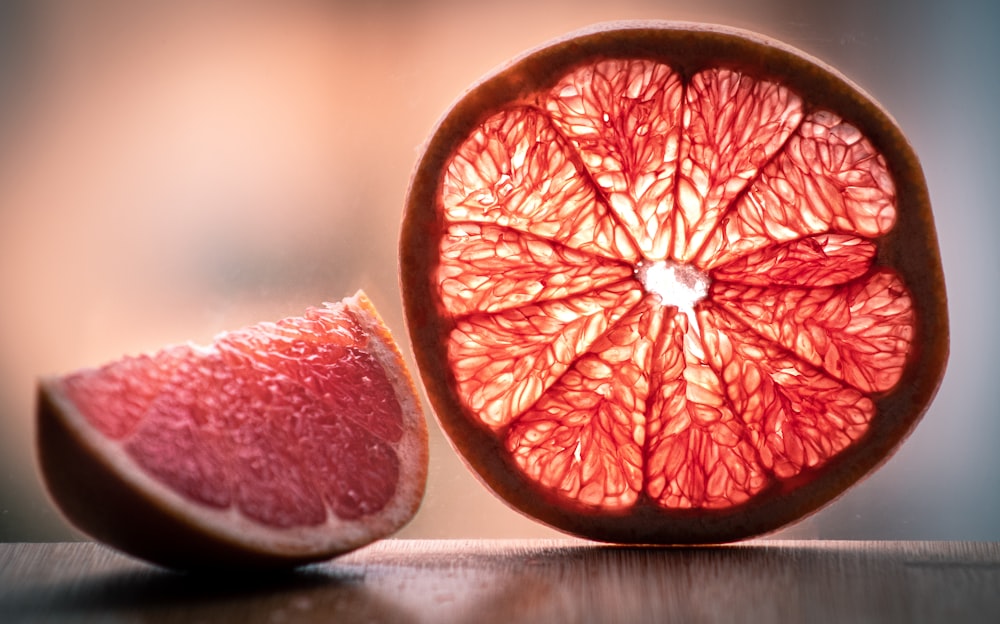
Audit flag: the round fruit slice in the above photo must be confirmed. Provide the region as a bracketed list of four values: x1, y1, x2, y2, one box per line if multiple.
[400, 22, 948, 543]
[37, 291, 428, 569]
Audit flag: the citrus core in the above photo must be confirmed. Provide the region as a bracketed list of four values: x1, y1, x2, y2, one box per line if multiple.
[400, 22, 948, 542]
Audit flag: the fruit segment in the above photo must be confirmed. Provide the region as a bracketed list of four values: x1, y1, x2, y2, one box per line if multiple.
[441, 106, 639, 261]
[644, 309, 767, 508]
[121, 349, 237, 511]
[695, 111, 897, 269]
[712, 269, 914, 393]
[447, 282, 643, 428]
[699, 308, 873, 479]
[60, 352, 180, 440]
[672, 68, 803, 263]
[505, 298, 660, 508]
[220, 313, 404, 443]
[435, 57, 917, 512]
[545, 59, 683, 260]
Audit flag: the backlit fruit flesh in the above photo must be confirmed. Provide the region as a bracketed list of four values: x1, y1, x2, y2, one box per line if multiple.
[400, 22, 948, 543]
[37, 292, 428, 569]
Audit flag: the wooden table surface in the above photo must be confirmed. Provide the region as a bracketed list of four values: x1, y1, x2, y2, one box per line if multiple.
[1, 540, 998, 623]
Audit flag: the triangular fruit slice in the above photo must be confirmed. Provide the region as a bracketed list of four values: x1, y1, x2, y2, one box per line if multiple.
[37, 291, 428, 569]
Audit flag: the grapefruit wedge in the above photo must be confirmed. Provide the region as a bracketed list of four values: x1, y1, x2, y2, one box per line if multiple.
[400, 22, 948, 543]
[37, 291, 428, 569]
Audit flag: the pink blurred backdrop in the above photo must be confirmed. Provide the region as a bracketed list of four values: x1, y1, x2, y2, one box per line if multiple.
[1, 0, 996, 541]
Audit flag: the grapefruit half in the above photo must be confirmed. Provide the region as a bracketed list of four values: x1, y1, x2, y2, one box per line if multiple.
[37, 291, 428, 569]
[400, 22, 948, 543]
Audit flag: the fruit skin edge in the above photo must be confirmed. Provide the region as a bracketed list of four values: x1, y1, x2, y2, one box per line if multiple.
[399, 21, 950, 544]
[36, 292, 430, 570]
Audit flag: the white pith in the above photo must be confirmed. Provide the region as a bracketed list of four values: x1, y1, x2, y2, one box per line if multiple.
[635, 259, 710, 323]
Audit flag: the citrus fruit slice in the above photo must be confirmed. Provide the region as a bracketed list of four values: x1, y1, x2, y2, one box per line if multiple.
[37, 291, 428, 569]
[400, 22, 948, 543]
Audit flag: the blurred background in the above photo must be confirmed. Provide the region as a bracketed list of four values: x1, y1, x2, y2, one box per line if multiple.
[1, 0, 997, 542]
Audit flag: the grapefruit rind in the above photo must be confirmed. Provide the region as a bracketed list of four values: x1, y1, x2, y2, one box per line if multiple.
[37, 291, 428, 569]
[400, 22, 948, 543]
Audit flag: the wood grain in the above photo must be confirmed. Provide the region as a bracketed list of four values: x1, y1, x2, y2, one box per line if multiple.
[1, 540, 998, 623]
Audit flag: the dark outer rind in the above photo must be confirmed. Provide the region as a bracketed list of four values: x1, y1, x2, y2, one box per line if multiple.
[399, 21, 949, 543]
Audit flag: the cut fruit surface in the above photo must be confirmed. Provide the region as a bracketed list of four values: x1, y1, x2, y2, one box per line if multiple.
[400, 22, 948, 543]
[37, 291, 428, 569]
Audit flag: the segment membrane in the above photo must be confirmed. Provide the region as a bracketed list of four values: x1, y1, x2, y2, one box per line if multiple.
[438, 222, 633, 316]
[710, 234, 877, 287]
